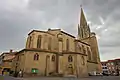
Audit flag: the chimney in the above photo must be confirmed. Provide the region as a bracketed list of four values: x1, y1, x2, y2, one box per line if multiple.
[10, 49, 13, 53]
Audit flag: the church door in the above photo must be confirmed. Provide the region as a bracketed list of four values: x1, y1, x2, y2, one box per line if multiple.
[68, 64, 73, 75]
[45, 55, 50, 76]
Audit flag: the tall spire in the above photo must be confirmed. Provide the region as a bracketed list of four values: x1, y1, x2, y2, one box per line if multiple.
[80, 6, 87, 27]
[78, 5, 91, 39]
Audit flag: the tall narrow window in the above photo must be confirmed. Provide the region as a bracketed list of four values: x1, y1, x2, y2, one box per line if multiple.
[66, 39, 69, 51]
[37, 35, 42, 48]
[68, 55, 73, 62]
[58, 39, 63, 52]
[34, 53, 39, 60]
[29, 36, 32, 48]
[48, 37, 52, 50]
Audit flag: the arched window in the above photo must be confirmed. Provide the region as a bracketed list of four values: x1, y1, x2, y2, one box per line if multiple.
[66, 39, 69, 51]
[52, 55, 55, 62]
[57, 33, 62, 38]
[81, 56, 85, 65]
[34, 53, 39, 60]
[29, 36, 32, 48]
[68, 55, 73, 62]
[57, 34, 63, 41]
[37, 35, 42, 48]
[48, 37, 52, 50]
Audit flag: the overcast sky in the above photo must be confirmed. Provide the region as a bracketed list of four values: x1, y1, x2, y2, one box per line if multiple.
[0, 0, 120, 61]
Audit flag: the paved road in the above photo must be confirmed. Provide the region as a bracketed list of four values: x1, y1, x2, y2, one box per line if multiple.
[0, 75, 20, 80]
[22, 76, 120, 80]
[0, 76, 120, 80]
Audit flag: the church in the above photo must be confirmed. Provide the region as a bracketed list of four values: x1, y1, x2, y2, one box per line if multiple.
[12, 8, 102, 77]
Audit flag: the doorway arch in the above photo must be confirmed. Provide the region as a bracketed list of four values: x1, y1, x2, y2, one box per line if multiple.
[45, 55, 50, 76]
[68, 64, 73, 75]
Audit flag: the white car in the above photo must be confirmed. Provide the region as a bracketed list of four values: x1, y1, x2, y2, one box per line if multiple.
[88, 71, 97, 76]
[88, 71, 103, 76]
[96, 72, 103, 76]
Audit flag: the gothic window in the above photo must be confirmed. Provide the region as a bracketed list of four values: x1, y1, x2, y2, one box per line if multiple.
[57, 33, 62, 38]
[87, 47, 91, 60]
[29, 36, 32, 48]
[52, 55, 55, 62]
[68, 55, 73, 62]
[48, 37, 52, 50]
[81, 56, 85, 65]
[57, 34, 63, 41]
[82, 45, 86, 54]
[58, 39, 63, 52]
[34, 53, 39, 61]
[37, 35, 42, 48]
[66, 39, 69, 51]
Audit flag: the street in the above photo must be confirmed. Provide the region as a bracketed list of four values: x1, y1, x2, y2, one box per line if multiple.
[0, 75, 20, 80]
[0, 76, 120, 80]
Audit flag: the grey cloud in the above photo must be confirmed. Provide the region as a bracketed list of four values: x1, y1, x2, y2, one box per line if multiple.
[100, 46, 120, 61]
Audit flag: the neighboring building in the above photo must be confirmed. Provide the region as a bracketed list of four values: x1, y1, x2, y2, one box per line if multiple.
[101, 61, 109, 74]
[0, 50, 17, 74]
[11, 7, 102, 77]
[114, 59, 120, 75]
[107, 60, 116, 75]
[101, 59, 120, 75]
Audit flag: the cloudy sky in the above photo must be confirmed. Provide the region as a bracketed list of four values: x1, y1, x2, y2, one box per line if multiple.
[0, 0, 120, 61]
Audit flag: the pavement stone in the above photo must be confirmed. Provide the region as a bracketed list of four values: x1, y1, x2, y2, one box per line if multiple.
[20, 76, 120, 80]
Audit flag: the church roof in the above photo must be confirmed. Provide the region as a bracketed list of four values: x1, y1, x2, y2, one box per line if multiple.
[61, 31, 75, 38]
[47, 28, 75, 38]
[28, 30, 55, 36]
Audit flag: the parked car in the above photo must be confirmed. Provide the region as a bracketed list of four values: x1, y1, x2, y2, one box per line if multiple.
[102, 72, 110, 76]
[88, 71, 97, 76]
[88, 71, 103, 76]
[96, 72, 103, 76]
